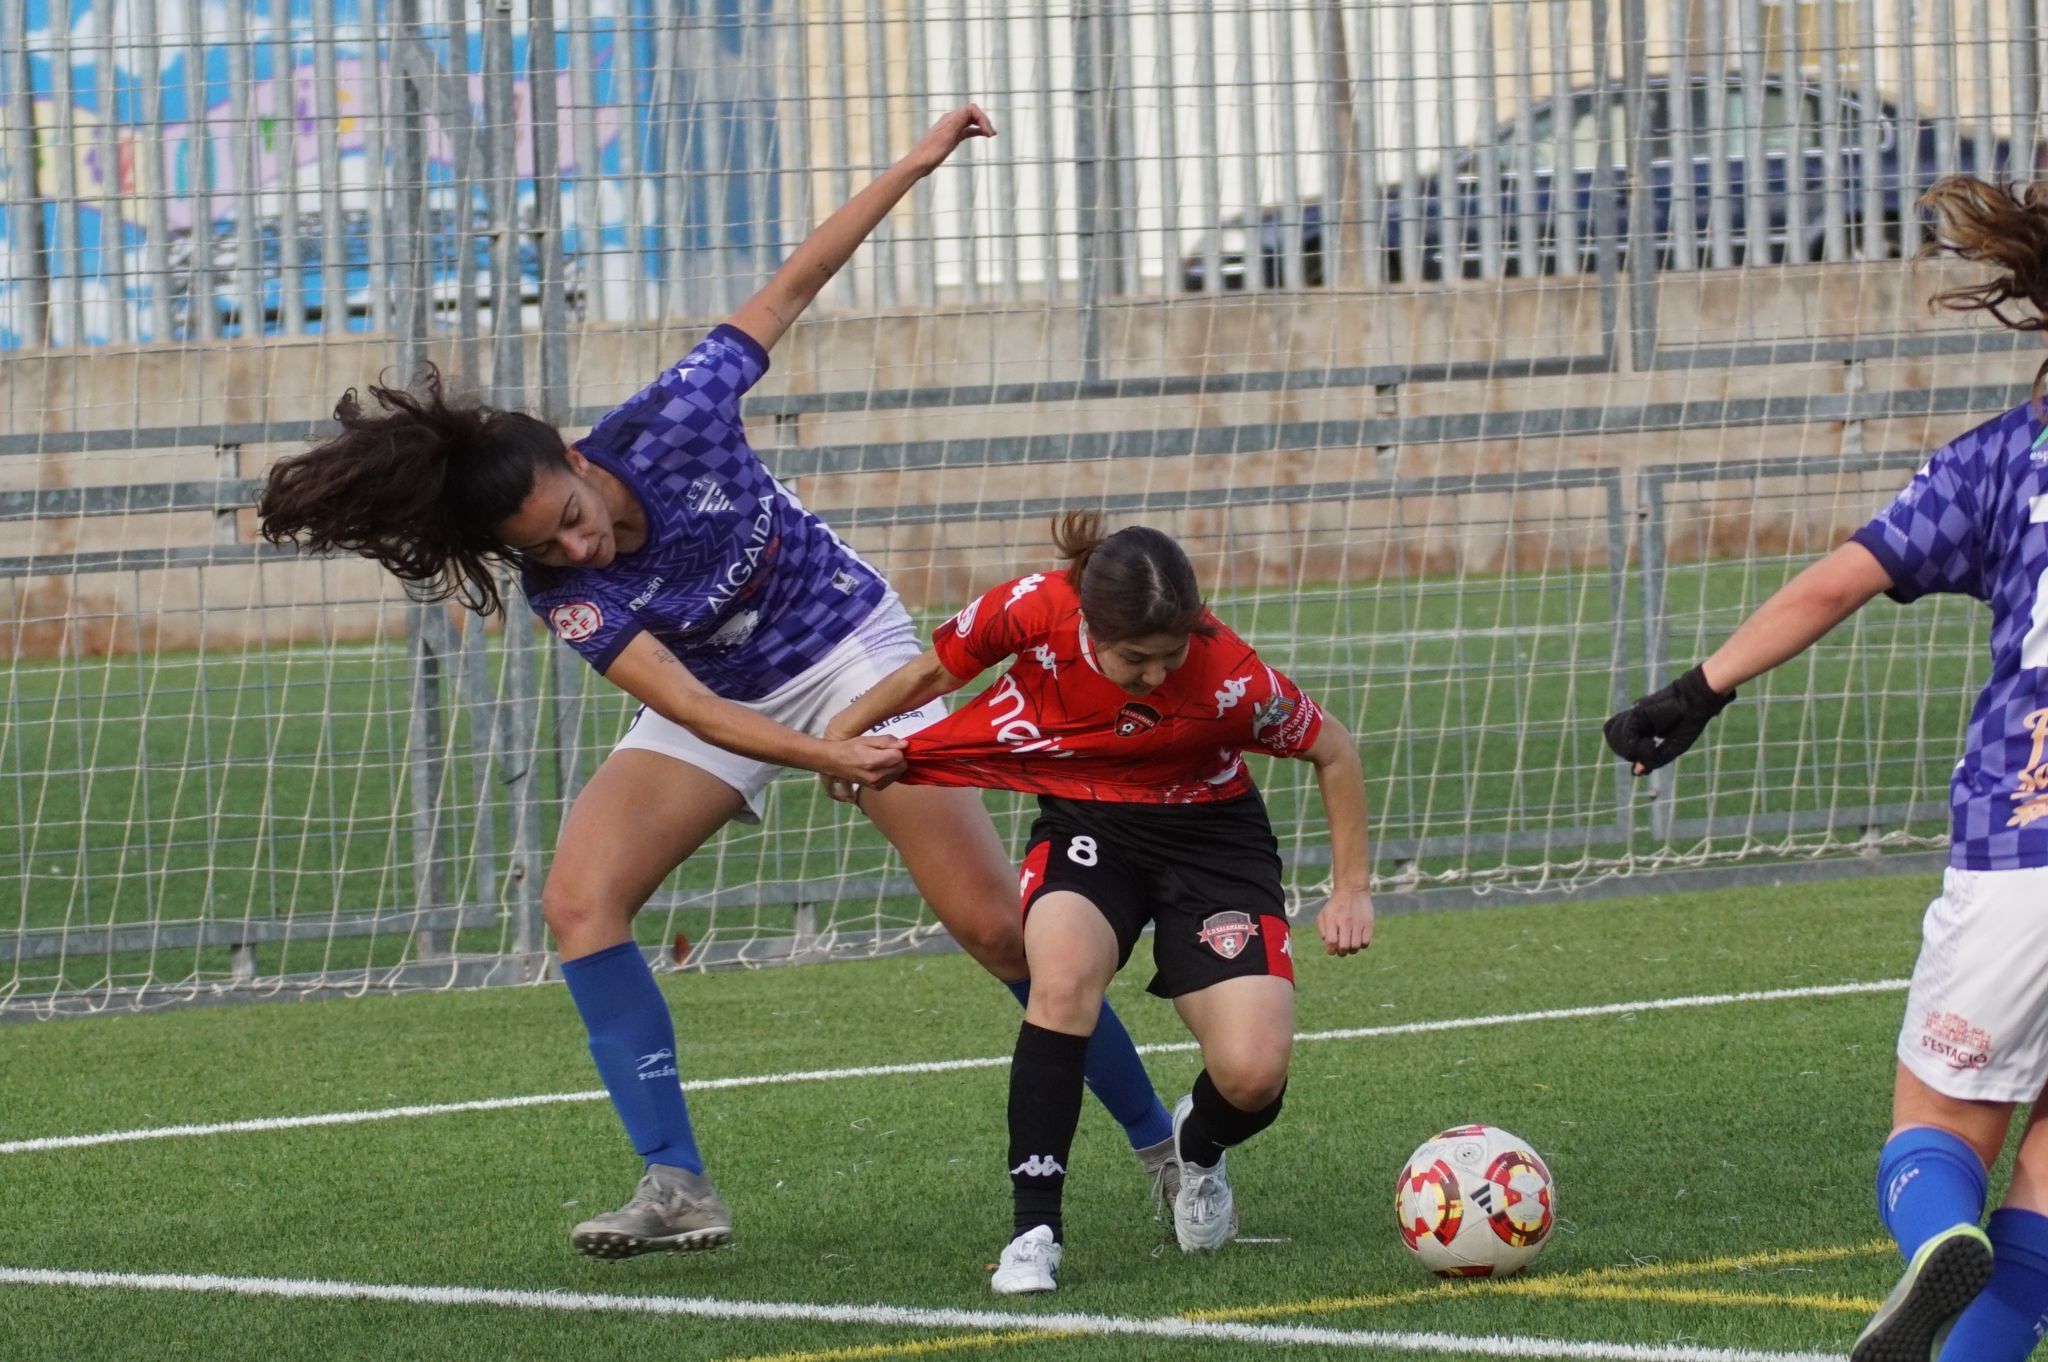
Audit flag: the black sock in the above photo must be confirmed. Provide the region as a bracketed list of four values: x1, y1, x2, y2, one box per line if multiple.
[1176, 1069, 1286, 1168]
[1008, 1020, 1091, 1241]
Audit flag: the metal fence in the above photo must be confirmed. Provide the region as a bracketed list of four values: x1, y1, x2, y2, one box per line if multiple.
[6, 0, 2048, 349]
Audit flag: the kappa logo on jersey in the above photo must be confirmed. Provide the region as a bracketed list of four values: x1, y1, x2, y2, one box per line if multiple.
[1214, 675, 1249, 717]
[1005, 574, 1047, 609]
[1114, 701, 1163, 738]
[549, 601, 604, 642]
[1010, 1154, 1066, 1178]
[1029, 644, 1060, 676]
[685, 476, 733, 515]
[953, 596, 983, 638]
[1196, 910, 1259, 960]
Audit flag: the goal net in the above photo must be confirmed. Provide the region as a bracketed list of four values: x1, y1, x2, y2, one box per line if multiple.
[0, 0, 2027, 1013]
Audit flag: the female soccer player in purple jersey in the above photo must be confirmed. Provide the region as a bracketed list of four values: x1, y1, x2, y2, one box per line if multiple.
[256, 105, 1176, 1261]
[1606, 176, 2048, 1361]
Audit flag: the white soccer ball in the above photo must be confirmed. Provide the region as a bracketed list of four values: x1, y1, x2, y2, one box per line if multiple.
[1394, 1124, 1556, 1277]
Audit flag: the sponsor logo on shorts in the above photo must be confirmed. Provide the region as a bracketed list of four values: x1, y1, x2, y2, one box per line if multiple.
[1920, 1010, 1993, 1071]
[549, 602, 603, 642]
[1114, 701, 1162, 738]
[1197, 910, 1260, 961]
[1010, 1154, 1066, 1178]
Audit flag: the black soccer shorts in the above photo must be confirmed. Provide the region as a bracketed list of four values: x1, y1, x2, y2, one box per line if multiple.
[1018, 793, 1294, 998]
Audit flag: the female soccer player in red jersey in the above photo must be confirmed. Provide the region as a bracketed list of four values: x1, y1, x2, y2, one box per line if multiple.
[257, 107, 1177, 1263]
[1606, 178, 2048, 1360]
[826, 512, 1375, 1293]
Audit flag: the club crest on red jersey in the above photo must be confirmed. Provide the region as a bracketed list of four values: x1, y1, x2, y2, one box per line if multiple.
[1114, 701, 1163, 738]
[1197, 910, 1259, 960]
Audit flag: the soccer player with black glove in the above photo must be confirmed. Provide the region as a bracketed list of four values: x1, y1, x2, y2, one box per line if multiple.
[1605, 175, 2048, 1362]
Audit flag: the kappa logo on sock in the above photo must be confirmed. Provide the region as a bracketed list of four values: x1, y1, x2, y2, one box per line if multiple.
[636, 1048, 679, 1081]
[1010, 1155, 1067, 1179]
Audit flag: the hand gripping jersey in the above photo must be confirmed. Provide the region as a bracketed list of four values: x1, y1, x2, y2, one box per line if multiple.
[901, 570, 1326, 803]
[521, 325, 886, 701]
[1848, 398, 2048, 870]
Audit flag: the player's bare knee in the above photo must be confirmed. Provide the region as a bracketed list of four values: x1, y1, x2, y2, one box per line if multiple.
[1210, 1058, 1288, 1111]
[1023, 974, 1105, 1035]
[946, 908, 1026, 976]
[541, 880, 625, 950]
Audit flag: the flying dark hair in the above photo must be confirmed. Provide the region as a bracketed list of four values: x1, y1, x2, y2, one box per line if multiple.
[1051, 510, 1216, 642]
[257, 363, 568, 616]
[1919, 175, 2048, 397]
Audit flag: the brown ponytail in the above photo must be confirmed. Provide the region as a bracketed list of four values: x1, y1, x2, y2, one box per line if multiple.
[1919, 176, 2048, 396]
[1050, 510, 1214, 642]
[258, 363, 569, 616]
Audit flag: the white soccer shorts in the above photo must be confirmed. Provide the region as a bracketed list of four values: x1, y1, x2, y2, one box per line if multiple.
[612, 593, 946, 823]
[1897, 864, 2048, 1103]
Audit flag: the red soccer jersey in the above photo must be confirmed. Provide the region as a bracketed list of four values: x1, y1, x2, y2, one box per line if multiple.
[901, 570, 1326, 803]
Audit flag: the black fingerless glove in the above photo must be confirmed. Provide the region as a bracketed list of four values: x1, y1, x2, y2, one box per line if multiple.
[1602, 664, 1736, 774]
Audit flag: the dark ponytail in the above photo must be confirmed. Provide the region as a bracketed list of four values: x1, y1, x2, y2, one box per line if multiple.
[257, 363, 568, 616]
[1919, 176, 2048, 397]
[1051, 510, 1214, 641]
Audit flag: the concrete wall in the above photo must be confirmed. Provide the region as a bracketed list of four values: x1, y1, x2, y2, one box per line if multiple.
[0, 257, 2025, 655]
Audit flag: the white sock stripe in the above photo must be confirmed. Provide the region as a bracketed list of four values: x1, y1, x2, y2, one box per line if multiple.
[0, 1266, 1844, 1362]
[0, 979, 1908, 1156]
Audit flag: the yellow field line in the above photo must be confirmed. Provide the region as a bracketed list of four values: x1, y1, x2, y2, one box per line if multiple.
[718, 1239, 1895, 1362]
[723, 1329, 1077, 1362]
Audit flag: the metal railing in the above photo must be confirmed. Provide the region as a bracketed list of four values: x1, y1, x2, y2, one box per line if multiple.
[4, 0, 2047, 350]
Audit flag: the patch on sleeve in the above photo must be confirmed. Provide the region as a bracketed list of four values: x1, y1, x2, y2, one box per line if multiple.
[549, 602, 604, 643]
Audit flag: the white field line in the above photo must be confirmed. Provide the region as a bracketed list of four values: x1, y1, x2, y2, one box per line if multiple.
[0, 978, 1908, 1157]
[0, 1267, 1842, 1362]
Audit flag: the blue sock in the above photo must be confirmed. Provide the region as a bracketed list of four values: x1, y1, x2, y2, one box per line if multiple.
[561, 942, 702, 1173]
[1877, 1126, 1988, 1261]
[1940, 1208, 2048, 1361]
[1004, 978, 1173, 1150]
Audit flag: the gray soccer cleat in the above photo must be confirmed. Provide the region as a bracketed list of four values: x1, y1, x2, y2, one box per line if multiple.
[1135, 1133, 1181, 1214]
[570, 1163, 733, 1260]
[1849, 1223, 1993, 1362]
[1170, 1094, 1240, 1253]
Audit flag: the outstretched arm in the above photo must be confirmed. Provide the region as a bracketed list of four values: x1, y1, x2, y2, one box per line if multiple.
[1300, 717, 1374, 957]
[726, 105, 997, 354]
[818, 647, 978, 802]
[604, 632, 906, 786]
[1605, 540, 1895, 776]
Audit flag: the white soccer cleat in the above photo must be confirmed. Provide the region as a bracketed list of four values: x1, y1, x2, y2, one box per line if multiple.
[991, 1224, 1063, 1294]
[1171, 1094, 1240, 1253]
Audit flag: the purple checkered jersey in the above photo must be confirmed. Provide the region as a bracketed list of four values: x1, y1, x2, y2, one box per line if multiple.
[1849, 398, 2048, 869]
[521, 324, 886, 701]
